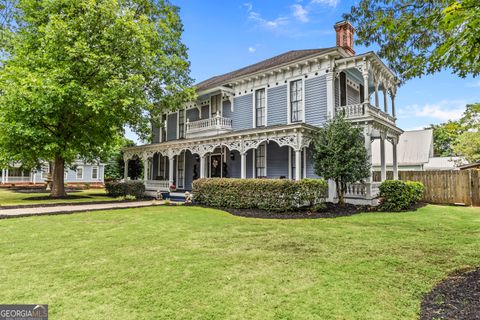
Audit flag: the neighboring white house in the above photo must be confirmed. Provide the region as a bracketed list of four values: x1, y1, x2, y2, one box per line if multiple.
[372, 129, 467, 174]
[1, 159, 105, 184]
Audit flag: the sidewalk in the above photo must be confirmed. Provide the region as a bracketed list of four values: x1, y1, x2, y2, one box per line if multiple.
[0, 200, 163, 219]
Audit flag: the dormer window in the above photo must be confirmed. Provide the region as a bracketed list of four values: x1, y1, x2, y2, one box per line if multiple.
[290, 79, 303, 122]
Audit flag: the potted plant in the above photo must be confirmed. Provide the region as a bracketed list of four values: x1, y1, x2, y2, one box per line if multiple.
[169, 184, 177, 192]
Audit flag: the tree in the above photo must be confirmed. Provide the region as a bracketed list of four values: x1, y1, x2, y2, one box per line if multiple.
[345, 0, 480, 81]
[104, 138, 142, 180]
[453, 131, 480, 162]
[429, 121, 465, 157]
[0, 0, 195, 197]
[312, 116, 370, 205]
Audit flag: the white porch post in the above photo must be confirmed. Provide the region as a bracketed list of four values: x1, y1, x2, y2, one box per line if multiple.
[362, 62, 369, 104]
[383, 86, 388, 113]
[240, 152, 247, 179]
[380, 133, 387, 182]
[168, 156, 175, 186]
[124, 159, 129, 180]
[326, 71, 335, 118]
[143, 157, 149, 181]
[5, 169, 8, 183]
[33, 171, 36, 184]
[199, 155, 206, 178]
[392, 138, 399, 180]
[294, 149, 301, 181]
[364, 125, 372, 198]
[1, 169, 4, 184]
[391, 92, 396, 118]
[374, 79, 380, 108]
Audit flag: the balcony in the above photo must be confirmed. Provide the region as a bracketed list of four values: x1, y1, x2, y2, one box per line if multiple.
[185, 115, 233, 139]
[336, 103, 395, 124]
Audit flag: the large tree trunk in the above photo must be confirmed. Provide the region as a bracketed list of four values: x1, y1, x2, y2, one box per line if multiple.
[335, 179, 345, 205]
[51, 154, 67, 198]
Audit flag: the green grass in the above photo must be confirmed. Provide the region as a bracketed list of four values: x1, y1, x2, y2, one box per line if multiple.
[0, 188, 114, 206]
[0, 205, 479, 319]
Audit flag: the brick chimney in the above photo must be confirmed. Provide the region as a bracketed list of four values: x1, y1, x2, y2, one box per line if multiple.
[334, 21, 355, 56]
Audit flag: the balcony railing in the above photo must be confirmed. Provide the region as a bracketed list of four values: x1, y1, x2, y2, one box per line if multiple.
[336, 103, 395, 123]
[185, 114, 233, 138]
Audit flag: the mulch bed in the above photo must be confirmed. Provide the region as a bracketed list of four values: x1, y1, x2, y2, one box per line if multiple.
[420, 267, 480, 320]
[210, 202, 375, 219]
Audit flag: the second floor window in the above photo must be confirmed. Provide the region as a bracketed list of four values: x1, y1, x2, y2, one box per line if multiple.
[178, 109, 185, 139]
[255, 143, 266, 177]
[290, 80, 303, 122]
[255, 88, 266, 127]
[161, 114, 167, 142]
[211, 94, 221, 117]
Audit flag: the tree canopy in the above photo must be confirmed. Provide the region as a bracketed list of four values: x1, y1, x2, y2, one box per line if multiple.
[345, 0, 480, 81]
[0, 0, 195, 196]
[312, 116, 370, 204]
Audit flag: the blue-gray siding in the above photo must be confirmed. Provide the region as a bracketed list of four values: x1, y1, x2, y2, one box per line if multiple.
[228, 150, 241, 178]
[267, 85, 287, 126]
[167, 113, 177, 141]
[64, 164, 105, 183]
[266, 142, 289, 178]
[232, 94, 253, 131]
[305, 75, 328, 127]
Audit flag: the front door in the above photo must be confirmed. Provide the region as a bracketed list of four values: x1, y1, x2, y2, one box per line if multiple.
[210, 154, 222, 178]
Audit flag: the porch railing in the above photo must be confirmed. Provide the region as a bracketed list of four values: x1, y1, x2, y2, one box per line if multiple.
[336, 103, 395, 123]
[344, 182, 381, 199]
[186, 115, 233, 138]
[145, 180, 170, 191]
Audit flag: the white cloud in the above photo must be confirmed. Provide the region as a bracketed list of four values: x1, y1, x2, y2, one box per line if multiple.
[248, 47, 256, 53]
[467, 81, 480, 88]
[245, 3, 289, 30]
[399, 100, 465, 122]
[291, 4, 309, 23]
[310, 0, 339, 7]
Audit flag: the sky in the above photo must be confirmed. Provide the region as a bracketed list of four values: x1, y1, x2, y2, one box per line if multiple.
[129, 0, 480, 142]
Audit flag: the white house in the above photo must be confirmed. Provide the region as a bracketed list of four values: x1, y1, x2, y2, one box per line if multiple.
[124, 21, 403, 204]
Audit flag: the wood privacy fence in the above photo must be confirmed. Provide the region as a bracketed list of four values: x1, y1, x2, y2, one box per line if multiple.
[399, 170, 480, 206]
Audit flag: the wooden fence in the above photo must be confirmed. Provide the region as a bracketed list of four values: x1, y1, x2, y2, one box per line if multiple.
[399, 170, 480, 206]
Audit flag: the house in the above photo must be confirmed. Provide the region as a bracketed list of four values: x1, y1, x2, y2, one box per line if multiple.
[371, 129, 467, 178]
[1, 160, 105, 185]
[123, 21, 403, 203]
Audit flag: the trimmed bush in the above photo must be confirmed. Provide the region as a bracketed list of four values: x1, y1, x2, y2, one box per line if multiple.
[192, 178, 328, 212]
[379, 180, 424, 211]
[105, 181, 145, 199]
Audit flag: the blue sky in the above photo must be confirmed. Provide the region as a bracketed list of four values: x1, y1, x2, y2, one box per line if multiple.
[129, 0, 480, 142]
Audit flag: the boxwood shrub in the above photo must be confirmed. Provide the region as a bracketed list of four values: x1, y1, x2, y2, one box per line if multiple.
[192, 178, 328, 212]
[105, 181, 146, 199]
[379, 180, 424, 211]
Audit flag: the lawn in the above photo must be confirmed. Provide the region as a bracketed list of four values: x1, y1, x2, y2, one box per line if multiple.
[0, 188, 113, 206]
[0, 205, 479, 319]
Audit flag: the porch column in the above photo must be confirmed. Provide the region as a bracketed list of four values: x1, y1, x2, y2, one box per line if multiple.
[124, 159, 129, 180]
[383, 86, 388, 113]
[326, 71, 335, 118]
[199, 155, 206, 178]
[391, 93, 396, 118]
[240, 152, 247, 179]
[168, 156, 175, 186]
[374, 79, 380, 108]
[380, 133, 387, 182]
[362, 64, 369, 104]
[143, 157, 149, 181]
[1, 169, 4, 184]
[364, 125, 372, 198]
[295, 149, 301, 181]
[392, 138, 399, 180]
[5, 169, 8, 183]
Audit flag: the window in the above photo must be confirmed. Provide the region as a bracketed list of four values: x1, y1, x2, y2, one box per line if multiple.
[211, 94, 221, 117]
[177, 152, 185, 189]
[255, 89, 266, 127]
[76, 166, 83, 179]
[92, 166, 99, 179]
[161, 114, 167, 142]
[290, 80, 303, 122]
[340, 72, 346, 106]
[178, 109, 185, 139]
[64, 171, 68, 180]
[255, 143, 266, 177]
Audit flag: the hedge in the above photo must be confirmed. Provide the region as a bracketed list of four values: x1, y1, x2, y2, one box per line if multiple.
[192, 178, 328, 212]
[105, 181, 146, 199]
[379, 180, 424, 211]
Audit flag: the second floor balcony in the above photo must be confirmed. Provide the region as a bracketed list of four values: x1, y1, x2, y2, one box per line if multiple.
[336, 103, 395, 124]
[185, 114, 233, 139]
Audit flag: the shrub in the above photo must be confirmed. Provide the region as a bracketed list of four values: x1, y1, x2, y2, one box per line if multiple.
[105, 181, 145, 199]
[192, 178, 328, 212]
[379, 180, 424, 211]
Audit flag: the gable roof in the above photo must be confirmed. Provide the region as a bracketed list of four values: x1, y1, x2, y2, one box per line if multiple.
[372, 129, 434, 166]
[195, 48, 336, 92]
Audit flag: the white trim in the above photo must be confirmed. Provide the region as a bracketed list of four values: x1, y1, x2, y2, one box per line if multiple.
[287, 77, 305, 124]
[91, 166, 99, 180]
